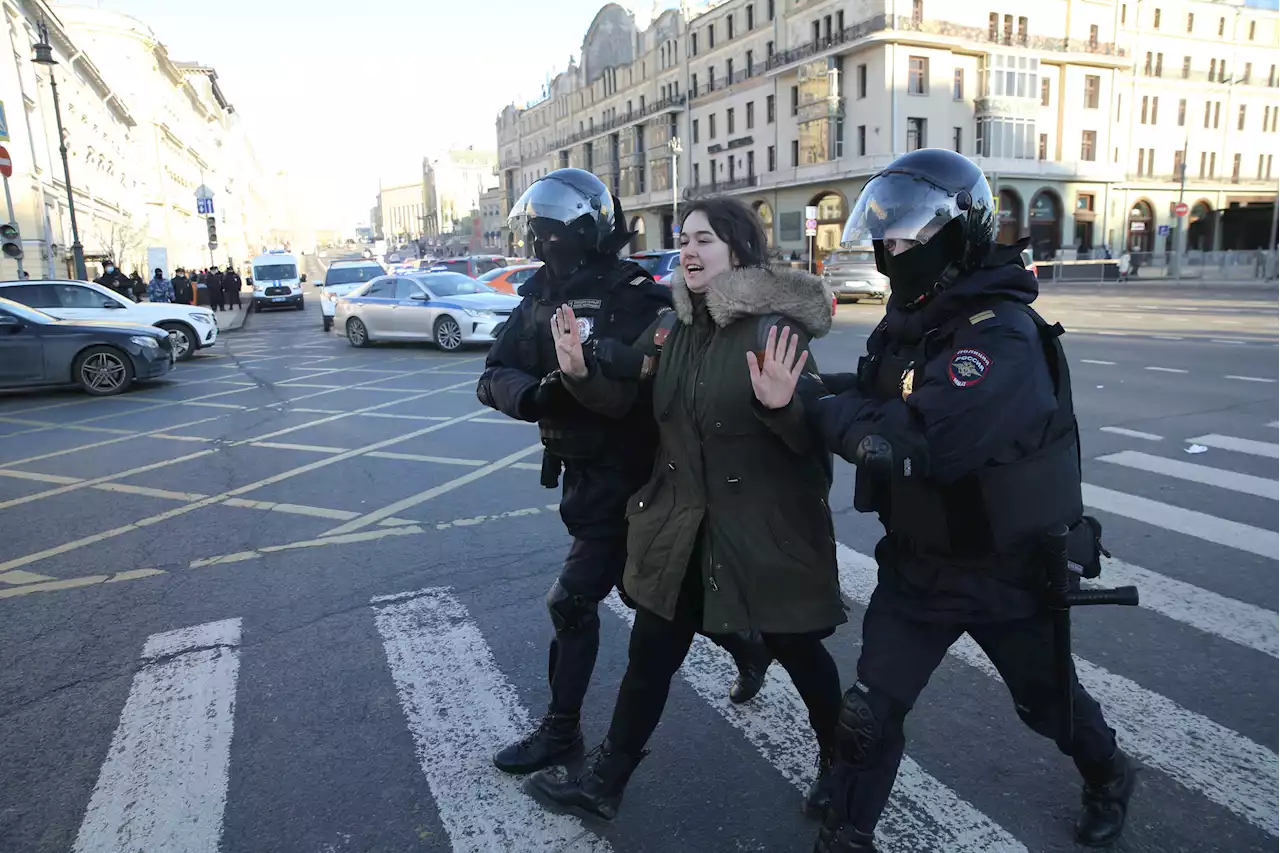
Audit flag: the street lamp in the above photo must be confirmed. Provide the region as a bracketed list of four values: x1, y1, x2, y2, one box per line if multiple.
[32, 20, 87, 281]
[668, 136, 683, 248]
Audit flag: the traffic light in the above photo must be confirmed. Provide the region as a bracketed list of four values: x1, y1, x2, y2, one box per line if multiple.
[206, 215, 218, 249]
[0, 222, 21, 260]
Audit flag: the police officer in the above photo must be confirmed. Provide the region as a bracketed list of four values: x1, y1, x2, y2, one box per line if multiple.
[94, 261, 131, 296]
[477, 168, 774, 776]
[795, 149, 1134, 851]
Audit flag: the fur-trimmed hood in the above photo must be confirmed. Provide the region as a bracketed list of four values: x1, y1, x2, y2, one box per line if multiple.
[671, 264, 833, 338]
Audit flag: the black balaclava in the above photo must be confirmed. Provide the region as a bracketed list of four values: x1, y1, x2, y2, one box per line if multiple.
[874, 218, 966, 305]
[532, 217, 595, 281]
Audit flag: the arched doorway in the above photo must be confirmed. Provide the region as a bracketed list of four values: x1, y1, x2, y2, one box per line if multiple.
[753, 201, 775, 249]
[1127, 200, 1154, 253]
[1187, 200, 1213, 250]
[996, 188, 1023, 244]
[1028, 190, 1062, 259]
[810, 191, 846, 255]
[629, 216, 647, 253]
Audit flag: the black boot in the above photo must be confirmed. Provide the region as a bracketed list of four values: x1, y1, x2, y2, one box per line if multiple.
[803, 736, 836, 819]
[524, 739, 647, 822]
[1074, 748, 1136, 847]
[717, 630, 773, 704]
[492, 711, 583, 775]
[813, 813, 878, 853]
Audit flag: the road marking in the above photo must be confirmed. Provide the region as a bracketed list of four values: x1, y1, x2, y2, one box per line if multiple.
[1224, 375, 1276, 383]
[511, 462, 543, 471]
[71, 619, 240, 853]
[322, 443, 544, 536]
[1268, 421, 1279, 428]
[358, 412, 452, 422]
[1082, 483, 1279, 559]
[365, 451, 486, 466]
[288, 407, 346, 414]
[371, 588, 613, 853]
[1152, 335, 1183, 340]
[472, 417, 534, 426]
[1088, 556, 1278, 658]
[270, 382, 347, 389]
[1098, 451, 1279, 499]
[0, 569, 56, 584]
[93, 483, 209, 502]
[1211, 339, 1248, 345]
[151, 433, 217, 443]
[836, 545, 1279, 837]
[0, 416, 224, 471]
[601, 593, 1027, 852]
[0, 450, 216, 511]
[1186, 434, 1280, 459]
[0, 468, 82, 484]
[0, 416, 134, 435]
[1144, 366, 1189, 374]
[251, 441, 348, 454]
[1080, 359, 1116, 366]
[1099, 426, 1163, 441]
[222, 498, 359, 521]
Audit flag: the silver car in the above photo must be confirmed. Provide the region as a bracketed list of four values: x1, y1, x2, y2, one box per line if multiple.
[335, 272, 520, 351]
[823, 247, 889, 303]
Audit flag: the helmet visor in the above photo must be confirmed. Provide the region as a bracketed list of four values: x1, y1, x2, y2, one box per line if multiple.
[507, 175, 610, 232]
[842, 172, 967, 249]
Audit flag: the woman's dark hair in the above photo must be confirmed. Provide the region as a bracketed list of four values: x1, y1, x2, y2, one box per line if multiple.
[679, 197, 769, 269]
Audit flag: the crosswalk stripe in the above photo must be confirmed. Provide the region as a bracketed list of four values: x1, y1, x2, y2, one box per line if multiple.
[1088, 557, 1278, 658]
[1185, 434, 1280, 459]
[73, 619, 241, 853]
[371, 588, 612, 853]
[1083, 484, 1279, 560]
[836, 545, 1279, 837]
[1097, 450, 1280, 499]
[1098, 426, 1162, 441]
[600, 594, 1027, 853]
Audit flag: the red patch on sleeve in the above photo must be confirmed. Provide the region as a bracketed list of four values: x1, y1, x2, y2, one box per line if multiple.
[653, 326, 670, 347]
[947, 349, 991, 387]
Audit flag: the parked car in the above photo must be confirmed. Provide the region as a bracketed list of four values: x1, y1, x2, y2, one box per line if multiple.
[425, 255, 508, 278]
[628, 250, 680, 285]
[476, 263, 542, 295]
[0, 296, 174, 396]
[0, 279, 217, 361]
[250, 251, 306, 311]
[321, 259, 386, 331]
[821, 247, 889, 303]
[335, 272, 519, 351]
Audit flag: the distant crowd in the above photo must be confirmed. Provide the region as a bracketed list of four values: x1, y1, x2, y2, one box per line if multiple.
[94, 262, 244, 310]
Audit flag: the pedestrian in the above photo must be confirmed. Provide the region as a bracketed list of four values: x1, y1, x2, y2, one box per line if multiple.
[208, 265, 225, 311]
[476, 168, 772, 778]
[171, 268, 194, 305]
[796, 148, 1133, 852]
[129, 270, 145, 302]
[147, 267, 174, 303]
[20, 270, 30, 280]
[523, 196, 847, 823]
[224, 266, 243, 308]
[94, 261, 131, 296]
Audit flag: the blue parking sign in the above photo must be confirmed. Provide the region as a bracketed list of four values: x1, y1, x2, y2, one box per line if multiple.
[1157, 225, 1170, 236]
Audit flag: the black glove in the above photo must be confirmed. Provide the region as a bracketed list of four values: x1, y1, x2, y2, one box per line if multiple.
[532, 371, 574, 417]
[589, 338, 645, 380]
[818, 372, 862, 395]
[795, 372, 830, 407]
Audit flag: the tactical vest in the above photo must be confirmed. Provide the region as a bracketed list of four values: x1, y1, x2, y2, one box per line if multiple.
[874, 299, 1084, 558]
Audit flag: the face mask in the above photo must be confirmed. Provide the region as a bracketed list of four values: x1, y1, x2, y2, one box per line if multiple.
[105, 266, 114, 274]
[540, 240, 584, 280]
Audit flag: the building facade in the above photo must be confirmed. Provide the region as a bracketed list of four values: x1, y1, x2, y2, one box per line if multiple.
[479, 186, 505, 252]
[378, 179, 426, 245]
[496, 0, 1278, 262]
[422, 147, 499, 249]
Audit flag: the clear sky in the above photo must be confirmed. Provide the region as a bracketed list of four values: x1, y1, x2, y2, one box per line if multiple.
[83, 0, 669, 231]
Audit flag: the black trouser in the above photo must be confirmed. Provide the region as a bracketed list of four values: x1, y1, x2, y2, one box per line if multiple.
[211, 290, 224, 311]
[606, 553, 843, 756]
[548, 536, 774, 718]
[834, 586, 1117, 834]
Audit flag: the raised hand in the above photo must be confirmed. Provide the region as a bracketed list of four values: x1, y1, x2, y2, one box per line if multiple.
[550, 304, 588, 379]
[747, 325, 809, 410]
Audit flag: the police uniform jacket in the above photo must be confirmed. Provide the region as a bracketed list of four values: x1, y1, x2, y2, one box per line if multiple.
[567, 265, 847, 636]
[476, 258, 672, 540]
[809, 254, 1080, 621]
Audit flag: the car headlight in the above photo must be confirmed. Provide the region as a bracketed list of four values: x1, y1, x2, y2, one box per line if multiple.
[188, 312, 214, 325]
[464, 309, 495, 318]
[131, 335, 159, 349]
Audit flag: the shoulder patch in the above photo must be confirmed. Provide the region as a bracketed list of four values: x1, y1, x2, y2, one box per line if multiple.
[947, 349, 991, 387]
[654, 325, 671, 347]
[630, 275, 647, 286]
[968, 309, 997, 325]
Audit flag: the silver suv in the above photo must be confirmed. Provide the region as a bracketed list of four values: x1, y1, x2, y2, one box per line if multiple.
[823, 248, 889, 304]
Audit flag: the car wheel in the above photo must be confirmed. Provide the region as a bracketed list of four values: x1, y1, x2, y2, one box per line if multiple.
[323, 316, 333, 332]
[157, 322, 197, 361]
[346, 317, 370, 347]
[295, 298, 305, 310]
[434, 315, 463, 351]
[73, 345, 134, 396]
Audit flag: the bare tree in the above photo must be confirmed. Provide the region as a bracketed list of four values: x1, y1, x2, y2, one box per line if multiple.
[93, 218, 146, 275]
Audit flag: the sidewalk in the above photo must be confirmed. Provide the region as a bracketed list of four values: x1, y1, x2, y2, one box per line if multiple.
[1043, 276, 1278, 292]
[214, 304, 251, 332]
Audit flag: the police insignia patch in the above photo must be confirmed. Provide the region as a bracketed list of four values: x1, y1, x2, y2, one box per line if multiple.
[576, 316, 594, 342]
[654, 326, 670, 347]
[947, 349, 990, 387]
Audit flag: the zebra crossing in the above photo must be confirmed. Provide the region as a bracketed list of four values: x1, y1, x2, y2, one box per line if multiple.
[14, 420, 1280, 853]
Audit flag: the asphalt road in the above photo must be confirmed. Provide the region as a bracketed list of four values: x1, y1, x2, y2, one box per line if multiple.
[0, 264, 1275, 853]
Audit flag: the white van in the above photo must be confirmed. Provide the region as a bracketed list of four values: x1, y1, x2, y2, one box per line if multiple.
[250, 251, 306, 311]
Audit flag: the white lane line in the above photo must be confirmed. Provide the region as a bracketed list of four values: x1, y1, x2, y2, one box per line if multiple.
[371, 589, 612, 853]
[1098, 451, 1279, 499]
[322, 443, 544, 536]
[1224, 375, 1276, 383]
[1152, 335, 1184, 340]
[1144, 366, 1190, 374]
[151, 434, 217, 443]
[0, 416, 224, 470]
[0, 468, 82, 484]
[0, 449, 216, 511]
[359, 412, 452, 422]
[836, 545, 1278, 837]
[93, 483, 209, 502]
[511, 462, 543, 471]
[1099, 426, 1163, 441]
[251, 441, 349, 454]
[0, 569, 57, 584]
[472, 417, 536, 426]
[365, 451, 486, 467]
[1268, 421, 1279, 428]
[73, 618, 241, 853]
[600, 594, 1026, 853]
[1186, 434, 1280, 459]
[1082, 483, 1278, 560]
[1211, 340, 1248, 346]
[1088, 556, 1278, 658]
[222, 497, 359, 521]
[1080, 359, 1116, 366]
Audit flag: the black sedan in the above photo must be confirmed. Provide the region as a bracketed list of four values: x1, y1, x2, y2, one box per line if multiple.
[0, 296, 175, 396]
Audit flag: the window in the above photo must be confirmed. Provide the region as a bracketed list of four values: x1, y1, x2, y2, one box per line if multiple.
[912, 0, 923, 25]
[727, 15, 734, 39]
[691, 33, 698, 56]
[1155, 53, 1163, 76]
[1209, 152, 1216, 177]
[1186, 12, 1194, 32]
[1140, 95, 1149, 124]
[1144, 52, 1153, 75]
[691, 73, 698, 94]
[709, 113, 717, 139]
[1243, 62, 1252, 83]
[747, 5, 754, 29]
[1121, 4, 1126, 24]
[834, 117, 845, 158]
[1041, 77, 1051, 106]
[1173, 148, 1184, 179]
[767, 94, 775, 122]
[1199, 151, 1207, 178]
[708, 66, 715, 91]
[726, 58, 734, 80]
[1089, 25, 1099, 48]
[1017, 16, 1028, 44]
[1203, 101, 1211, 128]
[394, 278, 423, 300]
[1270, 65, 1276, 87]
[1214, 101, 1220, 128]
[726, 108, 734, 135]
[906, 117, 926, 151]
[953, 68, 964, 100]
[0, 283, 57, 308]
[767, 145, 776, 171]
[857, 125, 867, 155]
[767, 0, 774, 21]
[1038, 133, 1048, 160]
[1233, 153, 1242, 181]
[693, 163, 700, 185]
[856, 64, 868, 98]
[791, 85, 799, 115]
[1084, 75, 1099, 108]
[976, 116, 1036, 158]
[708, 24, 715, 49]
[767, 40, 774, 59]
[791, 139, 800, 166]
[1182, 56, 1191, 79]
[363, 278, 395, 299]
[989, 12, 998, 40]
[1081, 130, 1097, 161]
[1209, 58, 1217, 79]
[746, 101, 755, 129]
[1153, 8, 1161, 28]
[1151, 96, 1159, 123]
[952, 126, 962, 153]
[1177, 98, 1186, 126]
[1238, 105, 1247, 130]
[1249, 20, 1256, 40]
[746, 50, 754, 75]
[1218, 16, 1225, 36]
[908, 56, 928, 94]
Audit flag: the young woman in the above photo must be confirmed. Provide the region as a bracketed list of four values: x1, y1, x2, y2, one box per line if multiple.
[523, 196, 846, 823]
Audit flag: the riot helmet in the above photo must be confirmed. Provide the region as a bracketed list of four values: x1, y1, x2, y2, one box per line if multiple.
[841, 149, 995, 303]
[507, 168, 623, 280]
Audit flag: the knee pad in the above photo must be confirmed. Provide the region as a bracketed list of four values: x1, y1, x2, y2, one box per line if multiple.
[546, 580, 600, 633]
[835, 681, 902, 770]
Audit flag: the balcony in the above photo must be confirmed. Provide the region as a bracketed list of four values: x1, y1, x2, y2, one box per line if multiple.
[974, 96, 1040, 119]
[551, 94, 686, 152]
[1122, 172, 1277, 187]
[689, 67, 766, 102]
[683, 175, 759, 200]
